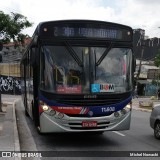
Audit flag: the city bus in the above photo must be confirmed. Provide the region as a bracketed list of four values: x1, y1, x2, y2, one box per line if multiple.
[20, 20, 134, 134]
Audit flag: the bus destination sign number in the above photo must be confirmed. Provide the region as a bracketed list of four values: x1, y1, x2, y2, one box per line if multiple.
[54, 27, 123, 39]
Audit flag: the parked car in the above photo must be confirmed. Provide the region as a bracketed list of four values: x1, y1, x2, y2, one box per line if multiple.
[150, 104, 160, 140]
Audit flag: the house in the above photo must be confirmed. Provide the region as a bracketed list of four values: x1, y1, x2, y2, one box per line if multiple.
[0, 38, 31, 77]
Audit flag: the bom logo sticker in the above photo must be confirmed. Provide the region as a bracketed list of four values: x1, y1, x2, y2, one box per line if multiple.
[91, 84, 115, 93]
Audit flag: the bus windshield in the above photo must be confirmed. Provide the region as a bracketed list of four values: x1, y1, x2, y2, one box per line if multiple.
[40, 43, 132, 94]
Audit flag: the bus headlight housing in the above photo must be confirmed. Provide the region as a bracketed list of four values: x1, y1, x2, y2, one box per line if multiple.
[121, 104, 132, 115]
[42, 104, 56, 116]
[57, 113, 64, 119]
[114, 112, 120, 118]
[114, 103, 132, 118]
[120, 109, 127, 115]
[41, 103, 64, 119]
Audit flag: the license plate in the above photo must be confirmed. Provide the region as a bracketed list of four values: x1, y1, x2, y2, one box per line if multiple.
[82, 121, 97, 127]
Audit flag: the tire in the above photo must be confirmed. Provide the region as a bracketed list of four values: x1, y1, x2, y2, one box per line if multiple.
[25, 109, 29, 117]
[37, 126, 45, 135]
[154, 121, 160, 140]
[32, 100, 39, 127]
[24, 97, 29, 117]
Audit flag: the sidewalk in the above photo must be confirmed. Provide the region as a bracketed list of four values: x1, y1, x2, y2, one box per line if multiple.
[132, 97, 160, 112]
[0, 102, 20, 151]
[0, 97, 20, 160]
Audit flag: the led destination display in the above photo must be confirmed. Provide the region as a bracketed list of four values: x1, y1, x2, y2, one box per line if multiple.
[53, 27, 123, 39]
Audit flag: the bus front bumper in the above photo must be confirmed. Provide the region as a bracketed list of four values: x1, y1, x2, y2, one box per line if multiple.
[39, 111, 131, 133]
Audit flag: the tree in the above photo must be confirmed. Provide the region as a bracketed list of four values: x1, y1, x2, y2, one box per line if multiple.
[0, 11, 33, 112]
[154, 50, 160, 67]
[0, 10, 33, 45]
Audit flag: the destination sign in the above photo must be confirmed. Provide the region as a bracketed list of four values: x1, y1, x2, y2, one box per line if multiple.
[53, 27, 123, 39]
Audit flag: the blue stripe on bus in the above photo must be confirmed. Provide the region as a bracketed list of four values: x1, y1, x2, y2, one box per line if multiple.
[39, 94, 132, 115]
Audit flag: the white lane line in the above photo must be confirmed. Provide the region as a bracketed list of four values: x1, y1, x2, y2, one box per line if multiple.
[112, 131, 126, 137]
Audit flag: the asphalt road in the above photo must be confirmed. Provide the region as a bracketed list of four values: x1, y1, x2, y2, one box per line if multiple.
[15, 99, 160, 160]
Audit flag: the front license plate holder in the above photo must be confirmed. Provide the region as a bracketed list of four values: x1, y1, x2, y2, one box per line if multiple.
[82, 121, 97, 127]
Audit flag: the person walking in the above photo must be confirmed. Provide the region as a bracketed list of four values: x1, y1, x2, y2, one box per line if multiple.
[157, 88, 160, 100]
[133, 86, 138, 99]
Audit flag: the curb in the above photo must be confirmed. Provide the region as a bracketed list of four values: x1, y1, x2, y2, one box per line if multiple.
[13, 99, 21, 152]
[132, 107, 152, 112]
[15, 99, 38, 152]
[0, 103, 8, 135]
[0, 112, 5, 135]
[2, 102, 14, 105]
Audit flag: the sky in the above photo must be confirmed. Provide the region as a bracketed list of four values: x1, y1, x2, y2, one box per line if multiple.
[1, 0, 160, 38]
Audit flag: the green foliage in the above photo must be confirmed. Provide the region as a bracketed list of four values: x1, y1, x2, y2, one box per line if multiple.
[154, 50, 160, 67]
[152, 79, 160, 86]
[152, 79, 157, 85]
[0, 11, 33, 44]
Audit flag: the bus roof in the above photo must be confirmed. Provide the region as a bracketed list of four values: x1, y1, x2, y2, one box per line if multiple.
[36, 19, 133, 31]
[32, 19, 133, 41]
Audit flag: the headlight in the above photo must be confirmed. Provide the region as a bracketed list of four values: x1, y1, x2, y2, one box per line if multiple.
[57, 113, 64, 119]
[49, 110, 56, 116]
[120, 103, 132, 115]
[125, 104, 132, 111]
[42, 105, 49, 111]
[114, 112, 120, 118]
[120, 109, 127, 115]
[41, 104, 65, 118]
[42, 104, 56, 116]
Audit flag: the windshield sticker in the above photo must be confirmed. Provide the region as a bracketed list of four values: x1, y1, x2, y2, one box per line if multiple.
[91, 84, 115, 93]
[56, 85, 82, 93]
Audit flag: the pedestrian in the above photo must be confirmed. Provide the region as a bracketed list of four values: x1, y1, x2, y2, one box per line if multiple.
[157, 88, 160, 100]
[133, 86, 138, 99]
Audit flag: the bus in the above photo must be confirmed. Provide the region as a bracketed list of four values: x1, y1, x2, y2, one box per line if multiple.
[20, 20, 134, 134]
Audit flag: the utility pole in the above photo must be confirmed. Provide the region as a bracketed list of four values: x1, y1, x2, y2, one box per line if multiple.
[136, 40, 146, 81]
[0, 70, 1, 111]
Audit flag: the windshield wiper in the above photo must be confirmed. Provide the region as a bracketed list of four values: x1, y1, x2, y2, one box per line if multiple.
[64, 41, 83, 67]
[96, 42, 114, 66]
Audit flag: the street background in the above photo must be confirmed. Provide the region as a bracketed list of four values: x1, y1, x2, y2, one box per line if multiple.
[1, 95, 160, 159]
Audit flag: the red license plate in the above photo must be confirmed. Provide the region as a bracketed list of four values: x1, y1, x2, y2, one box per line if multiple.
[82, 121, 97, 127]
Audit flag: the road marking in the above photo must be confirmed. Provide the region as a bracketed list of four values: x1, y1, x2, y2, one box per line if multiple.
[112, 131, 125, 137]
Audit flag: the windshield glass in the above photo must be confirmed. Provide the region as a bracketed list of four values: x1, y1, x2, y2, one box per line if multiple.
[40, 44, 132, 94]
[94, 48, 132, 93]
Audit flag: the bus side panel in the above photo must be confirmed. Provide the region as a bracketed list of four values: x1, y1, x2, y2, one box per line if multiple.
[32, 47, 40, 127]
[20, 56, 28, 114]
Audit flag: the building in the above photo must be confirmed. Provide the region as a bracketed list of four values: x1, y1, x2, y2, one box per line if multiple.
[136, 62, 160, 96]
[0, 38, 31, 77]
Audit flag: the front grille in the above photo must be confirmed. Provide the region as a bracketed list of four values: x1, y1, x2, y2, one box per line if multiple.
[66, 113, 112, 117]
[57, 98, 121, 106]
[56, 92, 131, 106]
[40, 90, 131, 106]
